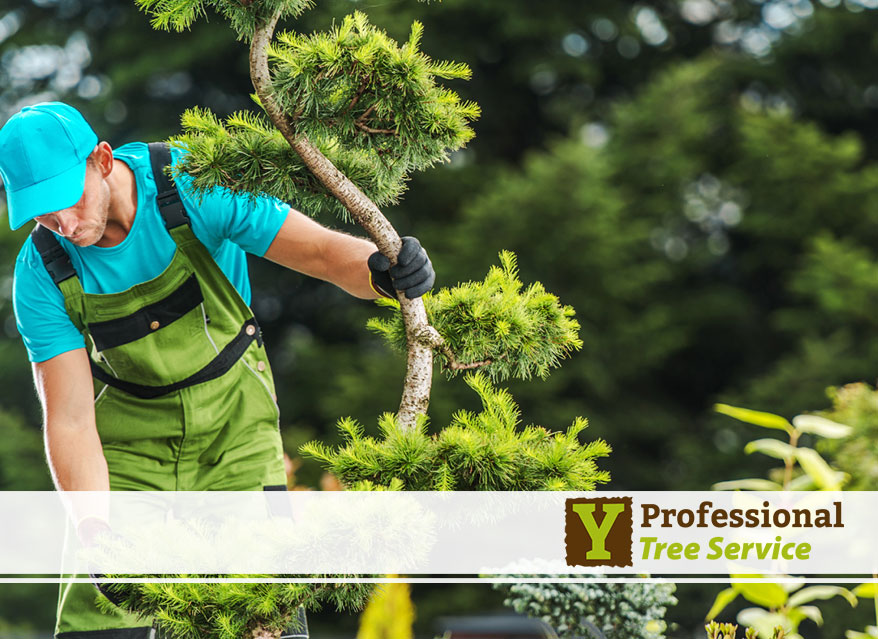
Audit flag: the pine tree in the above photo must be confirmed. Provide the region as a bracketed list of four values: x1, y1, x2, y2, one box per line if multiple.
[98, 1, 613, 636]
[139, 0, 482, 426]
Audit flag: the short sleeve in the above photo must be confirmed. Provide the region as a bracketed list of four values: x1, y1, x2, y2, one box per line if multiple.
[13, 242, 86, 363]
[174, 161, 289, 257]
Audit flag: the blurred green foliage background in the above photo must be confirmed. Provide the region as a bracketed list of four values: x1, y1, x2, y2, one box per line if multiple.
[3, 0, 878, 636]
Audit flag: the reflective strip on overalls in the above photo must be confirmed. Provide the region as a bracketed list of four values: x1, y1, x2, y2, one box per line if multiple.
[33, 143, 290, 638]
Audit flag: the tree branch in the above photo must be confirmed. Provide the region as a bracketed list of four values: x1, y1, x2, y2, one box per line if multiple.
[356, 104, 376, 124]
[355, 122, 397, 135]
[443, 355, 493, 371]
[251, 624, 281, 639]
[343, 75, 370, 116]
[250, 10, 439, 429]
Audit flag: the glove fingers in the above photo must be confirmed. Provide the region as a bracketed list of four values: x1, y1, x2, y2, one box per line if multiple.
[368, 251, 391, 272]
[390, 248, 428, 279]
[396, 236, 422, 266]
[395, 257, 434, 292]
[404, 268, 436, 299]
[369, 238, 433, 299]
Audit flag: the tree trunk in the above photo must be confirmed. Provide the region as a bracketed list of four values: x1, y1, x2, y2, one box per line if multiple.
[249, 11, 442, 429]
[250, 624, 282, 639]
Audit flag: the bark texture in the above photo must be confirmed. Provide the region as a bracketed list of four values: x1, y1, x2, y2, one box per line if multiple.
[249, 11, 441, 428]
[250, 624, 281, 639]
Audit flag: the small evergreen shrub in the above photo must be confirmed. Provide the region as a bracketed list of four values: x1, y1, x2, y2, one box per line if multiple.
[495, 579, 677, 639]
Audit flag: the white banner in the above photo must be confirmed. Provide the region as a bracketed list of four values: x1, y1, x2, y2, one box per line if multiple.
[0, 491, 871, 575]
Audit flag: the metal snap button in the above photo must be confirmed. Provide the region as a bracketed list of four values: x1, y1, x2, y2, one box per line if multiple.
[150, 320, 160, 330]
[257, 361, 266, 372]
[246, 325, 256, 336]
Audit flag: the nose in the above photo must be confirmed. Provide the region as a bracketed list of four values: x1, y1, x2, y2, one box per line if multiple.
[56, 210, 80, 238]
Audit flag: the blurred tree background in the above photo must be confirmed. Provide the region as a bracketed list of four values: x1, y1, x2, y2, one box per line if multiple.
[3, 0, 878, 636]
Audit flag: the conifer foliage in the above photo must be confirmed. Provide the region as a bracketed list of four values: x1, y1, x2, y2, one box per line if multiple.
[302, 372, 610, 491]
[497, 579, 677, 639]
[173, 106, 402, 220]
[170, 11, 479, 220]
[136, 0, 313, 41]
[97, 581, 372, 639]
[269, 12, 479, 171]
[368, 252, 583, 381]
[139, 0, 484, 424]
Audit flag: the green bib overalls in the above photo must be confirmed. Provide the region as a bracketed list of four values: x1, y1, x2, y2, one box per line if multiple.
[34, 144, 289, 638]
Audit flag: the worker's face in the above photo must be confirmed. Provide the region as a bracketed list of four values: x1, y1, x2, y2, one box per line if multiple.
[34, 158, 110, 247]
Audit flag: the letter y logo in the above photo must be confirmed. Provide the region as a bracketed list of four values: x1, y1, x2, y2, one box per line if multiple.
[565, 497, 633, 567]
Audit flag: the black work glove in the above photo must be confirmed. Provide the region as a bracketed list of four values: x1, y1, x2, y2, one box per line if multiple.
[368, 236, 435, 299]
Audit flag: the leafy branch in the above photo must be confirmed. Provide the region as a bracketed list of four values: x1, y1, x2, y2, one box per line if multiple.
[712, 404, 851, 491]
[301, 371, 610, 491]
[368, 251, 582, 381]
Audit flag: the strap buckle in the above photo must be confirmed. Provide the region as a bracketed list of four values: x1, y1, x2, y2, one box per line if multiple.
[155, 187, 189, 229]
[148, 142, 190, 230]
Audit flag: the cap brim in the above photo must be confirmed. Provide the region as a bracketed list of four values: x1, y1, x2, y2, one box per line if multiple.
[6, 159, 87, 230]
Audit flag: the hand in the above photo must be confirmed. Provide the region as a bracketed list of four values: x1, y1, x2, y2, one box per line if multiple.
[77, 518, 129, 607]
[77, 516, 112, 548]
[368, 236, 435, 300]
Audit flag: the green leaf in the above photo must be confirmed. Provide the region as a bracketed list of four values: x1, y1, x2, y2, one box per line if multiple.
[715, 404, 793, 432]
[706, 587, 738, 620]
[788, 586, 858, 608]
[787, 474, 818, 490]
[712, 479, 784, 491]
[732, 581, 789, 608]
[794, 605, 823, 626]
[792, 415, 853, 439]
[853, 584, 878, 598]
[744, 438, 796, 460]
[795, 448, 843, 490]
[780, 578, 807, 594]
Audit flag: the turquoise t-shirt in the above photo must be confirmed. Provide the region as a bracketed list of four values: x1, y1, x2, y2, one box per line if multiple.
[13, 142, 290, 363]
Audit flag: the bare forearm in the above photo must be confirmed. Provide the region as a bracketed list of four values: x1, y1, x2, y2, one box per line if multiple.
[44, 418, 111, 538]
[44, 419, 110, 491]
[264, 211, 379, 299]
[33, 353, 110, 492]
[319, 234, 378, 299]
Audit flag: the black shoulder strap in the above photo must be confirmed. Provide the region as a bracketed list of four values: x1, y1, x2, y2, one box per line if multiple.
[31, 225, 76, 285]
[147, 142, 189, 230]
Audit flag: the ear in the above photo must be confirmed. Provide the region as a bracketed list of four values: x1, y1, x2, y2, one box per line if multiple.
[93, 141, 114, 179]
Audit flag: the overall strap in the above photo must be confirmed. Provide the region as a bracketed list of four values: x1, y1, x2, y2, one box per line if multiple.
[147, 142, 190, 230]
[31, 225, 76, 285]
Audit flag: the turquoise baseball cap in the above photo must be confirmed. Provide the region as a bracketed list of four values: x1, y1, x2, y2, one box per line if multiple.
[0, 102, 98, 230]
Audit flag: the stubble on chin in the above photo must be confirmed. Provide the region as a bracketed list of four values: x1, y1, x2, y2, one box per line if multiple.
[83, 192, 112, 247]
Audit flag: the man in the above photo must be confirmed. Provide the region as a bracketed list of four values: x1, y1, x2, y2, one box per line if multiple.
[0, 102, 434, 638]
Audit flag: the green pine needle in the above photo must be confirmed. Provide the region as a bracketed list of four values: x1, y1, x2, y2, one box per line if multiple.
[369, 251, 583, 382]
[136, 0, 315, 40]
[98, 580, 373, 639]
[170, 106, 407, 221]
[301, 371, 610, 491]
[268, 12, 478, 170]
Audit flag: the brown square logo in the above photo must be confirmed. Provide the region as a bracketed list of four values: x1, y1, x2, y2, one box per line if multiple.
[565, 497, 633, 567]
